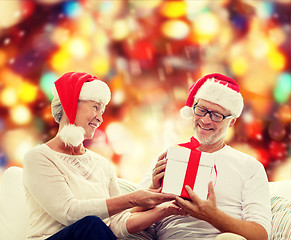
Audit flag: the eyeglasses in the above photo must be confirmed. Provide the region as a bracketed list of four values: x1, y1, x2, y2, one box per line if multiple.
[193, 104, 232, 122]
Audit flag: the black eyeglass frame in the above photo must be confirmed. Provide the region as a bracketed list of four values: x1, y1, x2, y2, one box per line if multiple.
[192, 103, 232, 122]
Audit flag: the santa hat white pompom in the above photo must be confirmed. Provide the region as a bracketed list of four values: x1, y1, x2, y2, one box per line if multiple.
[58, 124, 85, 147]
[180, 106, 193, 119]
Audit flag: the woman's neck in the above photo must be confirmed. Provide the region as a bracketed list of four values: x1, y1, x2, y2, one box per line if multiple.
[46, 137, 86, 155]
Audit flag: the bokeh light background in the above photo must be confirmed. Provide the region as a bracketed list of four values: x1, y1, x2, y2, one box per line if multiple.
[0, 0, 290, 183]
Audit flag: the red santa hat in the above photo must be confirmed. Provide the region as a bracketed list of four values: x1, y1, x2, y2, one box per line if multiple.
[180, 73, 243, 119]
[52, 72, 111, 146]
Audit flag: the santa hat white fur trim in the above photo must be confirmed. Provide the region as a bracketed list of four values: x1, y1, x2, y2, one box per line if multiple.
[79, 80, 111, 106]
[57, 124, 85, 147]
[52, 80, 111, 106]
[195, 79, 243, 117]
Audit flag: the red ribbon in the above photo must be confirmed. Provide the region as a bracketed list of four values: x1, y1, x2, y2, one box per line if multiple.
[178, 137, 201, 199]
[180, 149, 201, 199]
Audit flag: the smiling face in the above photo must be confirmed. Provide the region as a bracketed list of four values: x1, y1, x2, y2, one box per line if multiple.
[74, 100, 105, 140]
[193, 99, 236, 152]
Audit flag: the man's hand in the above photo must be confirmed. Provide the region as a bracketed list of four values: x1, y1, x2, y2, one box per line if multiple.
[175, 182, 218, 222]
[150, 151, 167, 189]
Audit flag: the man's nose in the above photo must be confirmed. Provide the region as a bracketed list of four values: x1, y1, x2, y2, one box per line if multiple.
[201, 112, 212, 123]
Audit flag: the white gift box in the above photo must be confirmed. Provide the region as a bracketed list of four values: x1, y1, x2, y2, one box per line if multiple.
[161, 146, 214, 200]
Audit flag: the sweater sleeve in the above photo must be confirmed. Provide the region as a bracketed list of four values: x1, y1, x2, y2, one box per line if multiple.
[23, 148, 109, 226]
[241, 158, 272, 238]
[106, 164, 131, 238]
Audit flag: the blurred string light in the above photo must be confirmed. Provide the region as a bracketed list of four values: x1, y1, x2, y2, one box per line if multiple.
[190, 11, 219, 44]
[112, 90, 125, 106]
[2, 129, 37, 165]
[40, 72, 58, 101]
[0, 0, 23, 29]
[63, 1, 81, 18]
[52, 38, 90, 66]
[67, 37, 90, 59]
[230, 57, 248, 76]
[274, 72, 291, 104]
[161, 20, 189, 40]
[0, 88, 17, 107]
[77, 14, 95, 36]
[51, 48, 70, 71]
[277, 104, 291, 124]
[92, 29, 109, 48]
[98, 0, 115, 13]
[112, 19, 130, 41]
[91, 56, 110, 76]
[160, 1, 187, 18]
[185, 0, 209, 19]
[129, 0, 161, 11]
[267, 46, 286, 71]
[256, 1, 274, 19]
[268, 27, 286, 47]
[18, 82, 37, 103]
[51, 27, 70, 46]
[10, 105, 31, 125]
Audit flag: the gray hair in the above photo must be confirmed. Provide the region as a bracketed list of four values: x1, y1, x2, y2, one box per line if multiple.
[51, 96, 63, 124]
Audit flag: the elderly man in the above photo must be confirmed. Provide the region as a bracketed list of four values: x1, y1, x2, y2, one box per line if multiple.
[141, 73, 271, 240]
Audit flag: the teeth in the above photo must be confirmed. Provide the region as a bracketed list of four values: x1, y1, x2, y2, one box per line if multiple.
[200, 125, 211, 130]
[89, 123, 97, 128]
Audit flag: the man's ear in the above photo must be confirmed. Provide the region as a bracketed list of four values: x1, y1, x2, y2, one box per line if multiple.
[229, 118, 237, 127]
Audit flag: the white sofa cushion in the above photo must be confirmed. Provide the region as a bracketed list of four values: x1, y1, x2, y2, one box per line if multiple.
[0, 167, 29, 240]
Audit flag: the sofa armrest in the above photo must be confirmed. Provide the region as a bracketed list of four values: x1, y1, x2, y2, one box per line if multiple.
[0, 166, 29, 240]
[118, 178, 139, 195]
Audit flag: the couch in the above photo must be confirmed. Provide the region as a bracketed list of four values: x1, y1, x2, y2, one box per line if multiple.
[0, 166, 290, 240]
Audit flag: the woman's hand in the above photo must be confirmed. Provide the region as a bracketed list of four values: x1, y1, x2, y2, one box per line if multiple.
[158, 201, 188, 217]
[150, 151, 168, 189]
[130, 188, 175, 210]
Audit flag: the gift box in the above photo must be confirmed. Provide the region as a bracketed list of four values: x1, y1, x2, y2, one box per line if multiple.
[161, 146, 214, 200]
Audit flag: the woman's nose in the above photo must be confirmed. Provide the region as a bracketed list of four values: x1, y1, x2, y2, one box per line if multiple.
[96, 113, 103, 123]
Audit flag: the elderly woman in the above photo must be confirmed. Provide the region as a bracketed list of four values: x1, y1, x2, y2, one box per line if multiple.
[23, 72, 184, 240]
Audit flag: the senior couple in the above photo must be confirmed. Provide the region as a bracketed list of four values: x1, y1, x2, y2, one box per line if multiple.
[23, 72, 271, 240]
